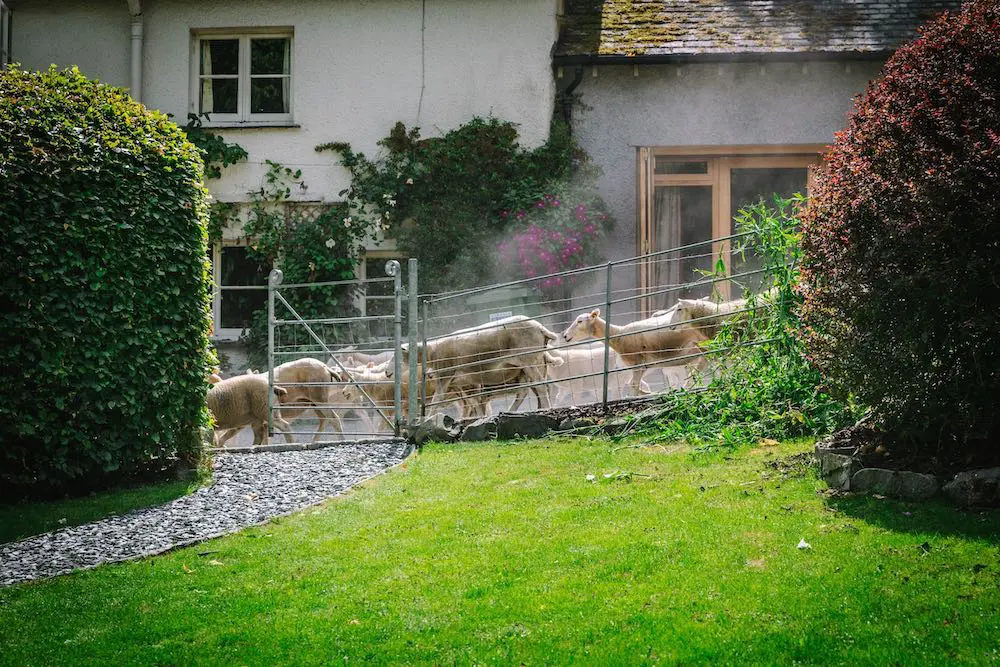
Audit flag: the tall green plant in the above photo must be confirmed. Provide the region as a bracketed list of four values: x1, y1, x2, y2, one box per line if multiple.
[638, 196, 860, 449]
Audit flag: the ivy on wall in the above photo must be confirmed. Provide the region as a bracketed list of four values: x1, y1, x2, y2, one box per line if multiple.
[318, 118, 613, 294]
[184, 116, 614, 365]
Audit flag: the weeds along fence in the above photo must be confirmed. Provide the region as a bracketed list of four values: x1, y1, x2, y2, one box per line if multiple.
[248, 229, 787, 447]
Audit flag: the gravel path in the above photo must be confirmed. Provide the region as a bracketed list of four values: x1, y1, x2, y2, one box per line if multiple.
[0, 440, 411, 587]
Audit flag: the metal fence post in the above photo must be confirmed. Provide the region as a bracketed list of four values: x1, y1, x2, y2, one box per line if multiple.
[407, 258, 419, 430]
[387, 260, 403, 437]
[420, 298, 430, 418]
[267, 268, 283, 438]
[601, 262, 612, 411]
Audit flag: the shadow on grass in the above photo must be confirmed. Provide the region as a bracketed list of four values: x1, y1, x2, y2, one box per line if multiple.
[0, 477, 203, 545]
[827, 493, 1000, 545]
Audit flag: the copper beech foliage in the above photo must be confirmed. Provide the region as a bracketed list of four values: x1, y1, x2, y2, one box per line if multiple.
[799, 0, 1000, 451]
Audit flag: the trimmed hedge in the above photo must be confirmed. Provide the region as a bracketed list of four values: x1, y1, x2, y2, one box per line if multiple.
[799, 0, 1000, 453]
[0, 66, 215, 496]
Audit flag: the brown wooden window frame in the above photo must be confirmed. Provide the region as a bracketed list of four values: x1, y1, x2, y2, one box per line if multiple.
[637, 145, 823, 310]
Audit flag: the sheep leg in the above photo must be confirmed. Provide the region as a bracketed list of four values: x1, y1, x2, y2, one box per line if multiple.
[509, 387, 530, 412]
[215, 427, 241, 448]
[630, 367, 652, 396]
[307, 404, 346, 443]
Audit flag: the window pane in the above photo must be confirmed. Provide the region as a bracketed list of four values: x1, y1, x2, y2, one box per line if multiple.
[251, 38, 290, 75]
[200, 39, 239, 75]
[220, 247, 269, 329]
[729, 167, 807, 292]
[250, 77, 289, 114]
[365, 258, 404, 318]
[654, 159, 708, 175]
[200, 77, 238, 114]
[651, 185, 714, 308]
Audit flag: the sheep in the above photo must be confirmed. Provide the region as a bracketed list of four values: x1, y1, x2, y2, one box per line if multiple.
[546, 343, 651, 406]
[561, 309, 709, 397]
[663, 297, 750, 339]
[402, 315, 559, 413]
[271, 357, 347, 443]
[341, 364, 434, 433]
[329, 347, 393, 374]
[659, 288, 778, 339]
[446, 349, 565, 418]
[207, 373, 292, 447]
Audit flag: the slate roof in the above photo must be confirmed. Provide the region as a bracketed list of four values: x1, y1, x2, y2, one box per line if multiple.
[554, 0, 964, 62]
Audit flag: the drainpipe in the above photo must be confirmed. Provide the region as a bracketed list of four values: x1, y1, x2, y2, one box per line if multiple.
[558, 64, 584, 131]
[127, 0, 143, 101]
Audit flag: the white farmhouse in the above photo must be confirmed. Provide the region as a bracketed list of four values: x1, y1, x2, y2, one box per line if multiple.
[4, 0, 961, 331]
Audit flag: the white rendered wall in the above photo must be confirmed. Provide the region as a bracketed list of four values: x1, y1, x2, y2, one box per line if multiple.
[13, 0, 557, 239]
[567, 60, 883, 297]
[141, 0, 557, 224]
[11, 0, 131, 89]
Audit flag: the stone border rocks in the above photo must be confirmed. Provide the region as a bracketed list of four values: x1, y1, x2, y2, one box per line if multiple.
[815, 438, 1000, 507]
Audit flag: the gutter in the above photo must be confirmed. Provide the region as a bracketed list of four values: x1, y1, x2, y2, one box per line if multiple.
[552, 49, 893, 68]
[128, 0, 143, 101]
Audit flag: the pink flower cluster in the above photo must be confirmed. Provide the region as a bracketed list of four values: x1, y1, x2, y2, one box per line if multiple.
[497, 194, 605, 296]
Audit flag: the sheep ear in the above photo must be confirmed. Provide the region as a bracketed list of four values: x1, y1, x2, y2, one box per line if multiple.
[344, 355, 355, 368]
[367, 361, 375, 369]
[590, 309, 600, 319]
[273, 386, 288, 396]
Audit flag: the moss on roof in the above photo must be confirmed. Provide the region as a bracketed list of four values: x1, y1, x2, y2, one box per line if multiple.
[556, 0, 963, 59]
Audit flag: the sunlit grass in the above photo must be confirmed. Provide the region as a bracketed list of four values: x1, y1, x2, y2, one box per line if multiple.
[1, 437, 998, 665]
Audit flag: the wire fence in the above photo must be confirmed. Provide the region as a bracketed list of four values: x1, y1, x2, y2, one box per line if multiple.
[417, 229, 778, 418]
[208, 231, 782, 448]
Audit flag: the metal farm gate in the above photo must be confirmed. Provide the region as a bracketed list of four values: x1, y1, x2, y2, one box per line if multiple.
[265, 259, 419, 445]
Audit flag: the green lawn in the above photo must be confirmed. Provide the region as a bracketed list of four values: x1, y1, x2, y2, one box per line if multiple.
[2, 437, 999, 665]
[0, 477, 202, 545]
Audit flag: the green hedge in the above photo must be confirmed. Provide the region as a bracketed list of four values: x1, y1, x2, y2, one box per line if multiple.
[0, 66, 215, 497]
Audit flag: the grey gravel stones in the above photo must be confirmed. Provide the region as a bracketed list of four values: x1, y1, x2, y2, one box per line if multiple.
[0, 440, 410, 587]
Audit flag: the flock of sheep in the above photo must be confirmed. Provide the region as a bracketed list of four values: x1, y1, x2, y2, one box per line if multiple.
[205, 294, 762, 447]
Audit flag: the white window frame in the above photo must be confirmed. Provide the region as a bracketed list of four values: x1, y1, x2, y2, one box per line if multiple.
[190, 30, 294, 127]
[209, 240, 271, 341]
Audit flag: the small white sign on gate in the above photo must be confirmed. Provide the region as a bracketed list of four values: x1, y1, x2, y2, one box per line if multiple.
[489, 310, 514, 322]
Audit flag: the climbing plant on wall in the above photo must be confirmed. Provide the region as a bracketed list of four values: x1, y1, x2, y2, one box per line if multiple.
[318, 118, 613, 294]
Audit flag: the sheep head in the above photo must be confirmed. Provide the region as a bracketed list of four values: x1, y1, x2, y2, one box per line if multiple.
[562, 309, 602, 342]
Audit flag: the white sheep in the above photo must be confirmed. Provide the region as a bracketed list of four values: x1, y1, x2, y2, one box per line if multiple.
[546, 343, 651, 406]
[271, 357, 347, 442]
[402, 315, 559, 413]
[446, 349, 565, 418]
[561, 309, 709, 397]
[341, 364, 434, 434]
[207, 373, 292, 447]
